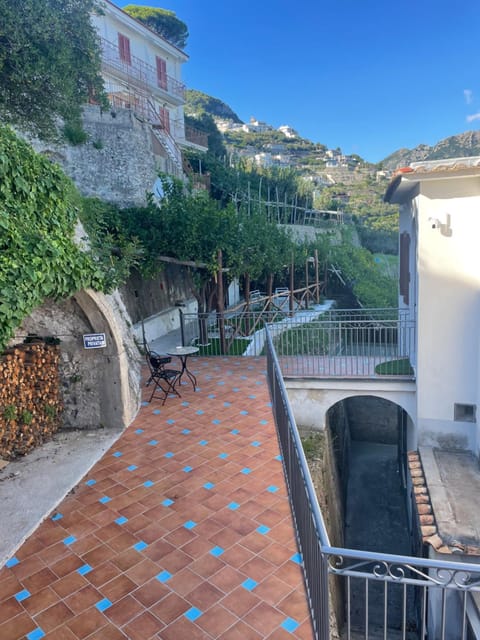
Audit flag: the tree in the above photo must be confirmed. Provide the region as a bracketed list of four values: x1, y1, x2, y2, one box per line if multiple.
[123, 5, 188, 49]
[0, 0, 106, 140]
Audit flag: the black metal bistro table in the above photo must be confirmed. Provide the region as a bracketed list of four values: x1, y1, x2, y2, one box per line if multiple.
[167, 346, 199, 390]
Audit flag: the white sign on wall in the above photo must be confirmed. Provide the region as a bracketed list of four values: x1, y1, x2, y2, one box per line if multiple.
[83, 333, 106, 349]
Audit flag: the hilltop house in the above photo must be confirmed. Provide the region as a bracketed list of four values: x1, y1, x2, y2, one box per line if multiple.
[91, 0, 207, 178]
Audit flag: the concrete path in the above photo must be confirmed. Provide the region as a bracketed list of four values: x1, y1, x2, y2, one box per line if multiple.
[0, 358, 314, 639]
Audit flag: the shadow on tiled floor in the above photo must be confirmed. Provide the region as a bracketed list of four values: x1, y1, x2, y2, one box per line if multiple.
[0, 357, 314, 639]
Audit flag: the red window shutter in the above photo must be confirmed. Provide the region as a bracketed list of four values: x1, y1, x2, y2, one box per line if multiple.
[399, 232, 410, 305]
[118, 33, 131, 65]
[160, 107, 171, 133]
[156, 57, 167, 90]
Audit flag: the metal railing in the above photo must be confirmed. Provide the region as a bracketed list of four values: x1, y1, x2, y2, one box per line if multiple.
[184, 124, 209, 149]
[268, 312, 415, 378]
[180, 308, 415, 378]
[265, 325, 480, 639]
[100, 38, 185, 101]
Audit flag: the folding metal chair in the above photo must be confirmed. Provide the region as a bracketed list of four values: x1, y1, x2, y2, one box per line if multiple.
[146, 352, 182, 405]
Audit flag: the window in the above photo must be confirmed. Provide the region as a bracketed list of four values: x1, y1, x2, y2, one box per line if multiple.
[454, 403, 476, 423]
[118, 33, 131, 65]
[156, 57, 167, 90]
[159, 107, 170, 133]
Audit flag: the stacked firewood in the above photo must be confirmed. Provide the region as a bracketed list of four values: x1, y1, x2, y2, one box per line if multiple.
[0, 342, 63, 459]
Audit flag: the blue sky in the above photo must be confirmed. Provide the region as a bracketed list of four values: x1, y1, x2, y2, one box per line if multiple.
[117, 1, 480, 163]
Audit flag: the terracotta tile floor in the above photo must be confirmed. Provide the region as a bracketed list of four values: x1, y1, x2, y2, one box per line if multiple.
[0, 357, 314, 639]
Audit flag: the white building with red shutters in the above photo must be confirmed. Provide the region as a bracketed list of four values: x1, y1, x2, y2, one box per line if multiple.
[91, 0, 207, 177]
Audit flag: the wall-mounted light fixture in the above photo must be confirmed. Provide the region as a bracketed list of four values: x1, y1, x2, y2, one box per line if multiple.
[427, 214, 452, 237]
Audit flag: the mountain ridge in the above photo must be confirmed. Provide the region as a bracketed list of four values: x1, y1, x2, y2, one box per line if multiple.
[186, 88, 480, 169]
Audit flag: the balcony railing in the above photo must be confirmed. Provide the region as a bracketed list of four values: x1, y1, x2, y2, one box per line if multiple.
[100, 37, 185, 101]
[268, 309, 415, 378]
[265, 326, 480, 639]
[179, 308, 415, 378]
[184, 124, 209, 149]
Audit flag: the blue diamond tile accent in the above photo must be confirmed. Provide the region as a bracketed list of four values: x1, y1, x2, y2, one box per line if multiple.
[156, 570, 172, 583]
[99, 496, 111, 504]
[164, 452, 174, 458]
[15, 589, 31, 602]
[260, 420, 268, 425]
[242, 578, 257, 591]
[181, 429, 191, 435]
[203, 482, 214, 490]
[208, 394, 216, 399]
[183, 466, 193, 472]
[212, 419, 220, 424]
[199, 440, 208, 446]
[267, 485, 279, 493]
[240, 375, 247, 380]
[223, 401, 231, 407]
[248, 395, 256, 399]
[153, 409, 161, 415]
[196, 409, 204, 415]
[115, 516, 128, 525]
[77, 564, 92, 575]
[241, 468, 251, 475]
[148, 439, 158, 446]
[240, 410, 248, 415]
[210, 546, 224, 557]
[135, 428, 144, 434]
[251, 441, 261, 447]
[267, 402, 272, 407]
[162, 498, 174, 507]
[127, 465, 137, 471]
[255, 381, 263, 385]
[290, 553, 302, 565]
[181, 401, 190, 406]
[218, 453, 228, 459]
[5, 557, 19, 568]
[112, 451, 122, 457]
[257, 525, 270, 535]
[27, 628, 45, 640]
[228, 502, 240, 510]
[141, 401, 149, 406]
[144, 480, 154, 488]
[276, 454, 283, 461]
[184, 520, 197, 530]
[185, 607, 203, 622]
[232, 387, 240, 392]
[231, 429, 239, 435]
[63, 535, 76, 546]
[51, 513, 63, 521]
[133, 541, 148, 552]
[217, 381, 225, 386]
[282, 617, 300, 633]
[95, 598, 112, 612]
[167, 419, 175, 424]
[85, 479, 96, 486]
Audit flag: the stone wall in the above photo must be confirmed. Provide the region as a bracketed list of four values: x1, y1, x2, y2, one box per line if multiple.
[34, 105, 169, 207]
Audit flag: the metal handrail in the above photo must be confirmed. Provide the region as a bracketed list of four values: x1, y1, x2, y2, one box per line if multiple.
[265, 323, 480, 639]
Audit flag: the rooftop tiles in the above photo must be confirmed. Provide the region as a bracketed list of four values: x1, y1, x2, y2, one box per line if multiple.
[0, 357, 314, 639]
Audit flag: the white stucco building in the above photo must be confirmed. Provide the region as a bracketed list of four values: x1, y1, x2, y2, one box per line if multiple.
[92, 0, 207, 176]
[385, 157, 480, 457]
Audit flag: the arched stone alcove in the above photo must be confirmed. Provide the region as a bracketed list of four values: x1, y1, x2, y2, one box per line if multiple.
[12, 289, 140, 431]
